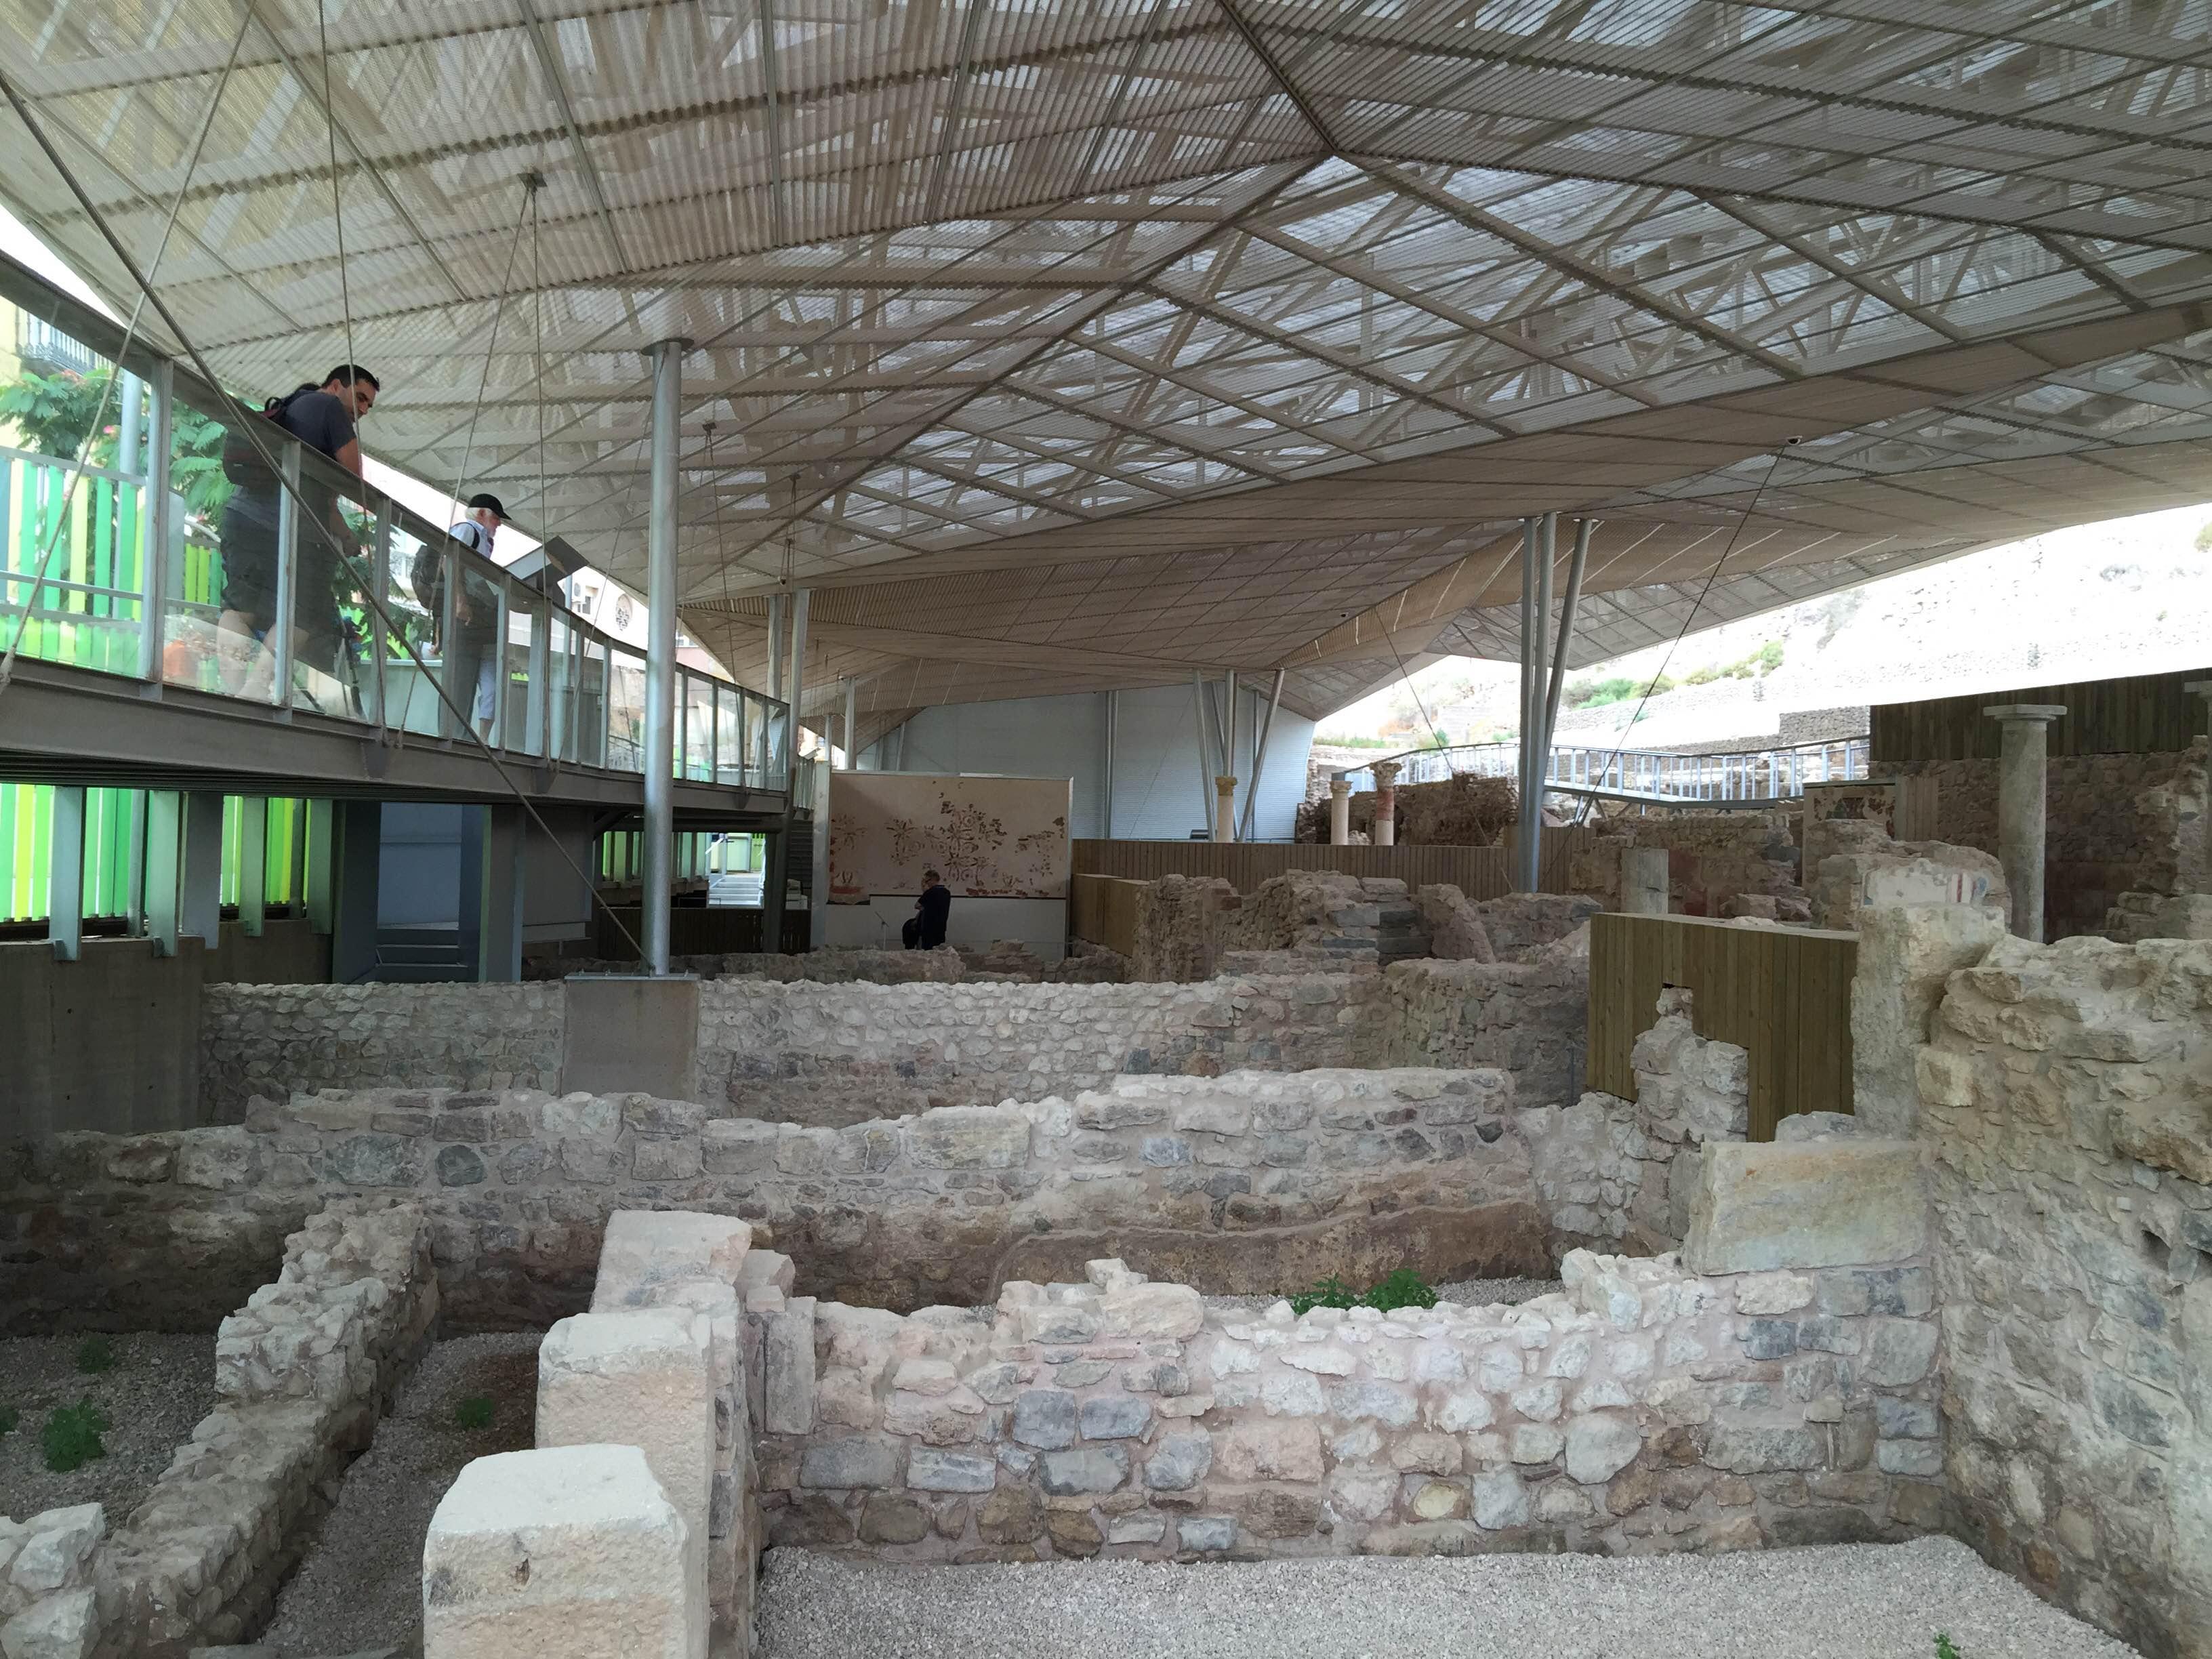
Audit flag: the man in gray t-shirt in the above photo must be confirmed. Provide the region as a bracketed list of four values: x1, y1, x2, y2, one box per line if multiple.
[218, 364, 379, 703]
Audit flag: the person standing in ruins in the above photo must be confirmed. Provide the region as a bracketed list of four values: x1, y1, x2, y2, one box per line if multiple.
[914, 868, 951, 949]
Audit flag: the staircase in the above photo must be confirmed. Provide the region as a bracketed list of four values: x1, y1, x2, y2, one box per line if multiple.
[372, 925, 471, 983]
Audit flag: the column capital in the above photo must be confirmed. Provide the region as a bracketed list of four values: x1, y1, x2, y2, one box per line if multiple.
[1328, 776, 1351, 798]
[1370, 760, 1403, 788]
[1982, 703, 2066, 723]
[1214, 774, 1239, 791]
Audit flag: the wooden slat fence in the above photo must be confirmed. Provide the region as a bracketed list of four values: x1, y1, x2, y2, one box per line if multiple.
[1588, 912, 1858, 1141]
[1071, 875, 1146, 958]
[1870, 665, 2211, 762]
[1071, 827, 1593, 899]
[590, 905, 809, 960]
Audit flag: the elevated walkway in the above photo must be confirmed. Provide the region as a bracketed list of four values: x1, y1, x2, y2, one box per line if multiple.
[1339, 736, 1869, 810]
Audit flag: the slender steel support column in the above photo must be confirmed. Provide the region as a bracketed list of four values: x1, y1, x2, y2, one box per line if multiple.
[1515, 518, 1540, 891]
[1103, 690, 1117, 838]
[640, 337, 687, 975]
[1219, 670, 1238, 841]
[1191, 672, 1215, 838]
[180, 791, 224, 945]
[2191, 682, 2212, 893]
[1539, 519, 1593, 745]
[138, 365, 173, 683]
[841, 675, 857, 769]
[1241, 668, 1286, 840]
[146, 792, 181, 957]
[48, 785, 85, 962]
[239, 796, 268, 937]
[786, 588, 821, 949]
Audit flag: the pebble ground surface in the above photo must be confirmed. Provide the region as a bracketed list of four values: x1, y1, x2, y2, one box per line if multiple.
[754, 1538, 2142, 1659]
[258, 1333, 539, 1658]
[0, 1334, 217, 1523]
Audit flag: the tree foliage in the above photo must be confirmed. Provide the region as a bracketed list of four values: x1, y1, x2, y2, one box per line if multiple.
[0, 365, 237, 520]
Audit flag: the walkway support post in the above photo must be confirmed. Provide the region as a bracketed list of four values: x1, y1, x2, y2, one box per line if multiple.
[1240, 668, 1286, 841]
[641, 337, 688, 975]
[1984, 703, 2065, 941]
[1191, 671, 1214, 838]
[1515, 518, 1540, 890]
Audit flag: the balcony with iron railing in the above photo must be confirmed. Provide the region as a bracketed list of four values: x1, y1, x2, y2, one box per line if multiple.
[0, 258, 791, 800]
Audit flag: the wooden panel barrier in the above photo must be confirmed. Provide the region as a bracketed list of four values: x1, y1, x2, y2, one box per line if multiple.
[1069, 830, 1593, 899]
[1870, 663, 2211, 762]
[1588, 912, 1858, 1141]
[1070, 874, 1147, 957]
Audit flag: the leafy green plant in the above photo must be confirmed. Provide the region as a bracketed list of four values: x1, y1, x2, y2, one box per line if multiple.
[1289, 1269, 1439, 1316]
[453, 1395, 496, 1431]
[0, 365, 237, 519]
[75, 1334, 117, 1374]
[1935, 1635, 1964, 1659]
[41, 1401, 108, 1473]
[0, 1405, 18, 1436]
[1288, 1275, 1358, 1315]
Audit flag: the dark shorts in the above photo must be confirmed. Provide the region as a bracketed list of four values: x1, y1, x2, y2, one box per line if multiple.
[218, 508, 281, 631]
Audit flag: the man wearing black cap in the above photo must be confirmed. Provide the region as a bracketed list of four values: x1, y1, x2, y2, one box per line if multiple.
[443, 493, 506, 740]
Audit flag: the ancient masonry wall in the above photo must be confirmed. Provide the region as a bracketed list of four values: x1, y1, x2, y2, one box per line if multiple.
[1878, 742, 2207, 941]
[1519, 989, 1750, 1258]
[1569, 814, 1806, 921]
[2, 1070, 1553, 1332]
[754, 1212, 1946, 1563]
[2, 1204, 436, 1659]
[1915, 934, 2212, 1659]
[201, 966, 1596, 1132]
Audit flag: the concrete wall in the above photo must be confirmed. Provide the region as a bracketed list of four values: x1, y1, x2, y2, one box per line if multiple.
[3, 938, 207, 1138]
[867, 689, 1316, 843]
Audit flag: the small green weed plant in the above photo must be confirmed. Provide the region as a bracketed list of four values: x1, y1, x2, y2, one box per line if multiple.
[1936, 1635, 1965, 1659]
[453, 1395, 496, 1431]
[1289, 1268, 1439, 1317]
[0, 1405, 18, 1436]
[75, 1335, 117, 1374]
[41, 1400, 109, 1473]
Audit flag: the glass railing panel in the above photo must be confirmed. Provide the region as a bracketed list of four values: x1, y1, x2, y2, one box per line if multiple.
[608, 648, 645, 771]
[684, 673, 716, 781]
[577, 636, 607, 769]
[382, 524, 445, 737]
[546, 614, 577, 763]
[450, 559, 501, 743]
[0, 329, 150, 676]
[289, 467, 375, 718]
[179, 408, 282, 703]
[506, 586, 543, 757]
[715, 682, 743, 785]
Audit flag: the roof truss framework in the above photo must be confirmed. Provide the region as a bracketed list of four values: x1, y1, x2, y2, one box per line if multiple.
[6, 0, 2212, 720]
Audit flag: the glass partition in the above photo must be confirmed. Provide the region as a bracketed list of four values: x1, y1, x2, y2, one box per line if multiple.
[684, 673, 716, 781]
[290, 470, 375, 718]
[607, 649, 646, 771]
[383, 524, 444, 736]
[575, 635, 607, 768]
[715, 683, 743, 785]
[546, 612, 578, 763]
[506, 586, 543, 756]
[451, 560, 501, 743]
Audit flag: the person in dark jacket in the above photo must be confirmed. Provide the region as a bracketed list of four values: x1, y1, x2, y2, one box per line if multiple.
[914, 869, 952, 949]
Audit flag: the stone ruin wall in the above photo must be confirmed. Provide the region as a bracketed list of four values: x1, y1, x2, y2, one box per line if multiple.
[1878, 741, 2208, 941]
[3, 1069, 1561, 1333]
[1, 1203, 437, 1659]
[1568, 813, 1808, 921]
[754, 1132, 1946, 1566]
[1913, 933, 2212, 1659]
[201, 958, 1598, 1135]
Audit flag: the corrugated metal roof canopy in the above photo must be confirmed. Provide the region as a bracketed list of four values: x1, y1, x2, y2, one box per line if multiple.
[7, 0, 2212, 720]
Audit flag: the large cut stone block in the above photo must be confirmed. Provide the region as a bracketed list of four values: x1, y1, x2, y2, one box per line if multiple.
[424, 1445, 696, 1659]
[1684, 1140, 1926, 1273]
[762, 1297, 818, 1435]
[536, 1307, 714, 1656]
[561, 977, 700, 1101]
[593, 1210, 752, 1309]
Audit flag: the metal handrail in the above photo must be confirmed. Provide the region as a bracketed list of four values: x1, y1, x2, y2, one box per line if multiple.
[1337, 735, 1871, 805]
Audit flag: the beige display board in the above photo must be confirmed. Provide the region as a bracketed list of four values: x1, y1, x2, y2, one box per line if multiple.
[827, 771, 1071, 901]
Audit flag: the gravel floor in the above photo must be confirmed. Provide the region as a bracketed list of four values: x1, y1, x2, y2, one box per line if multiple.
[0, 1334, 218, 1523]
[258, 1334, 540, 1659]
[1203, 1277, 1559, 1320]
[755, 1538, 2142, 1659]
